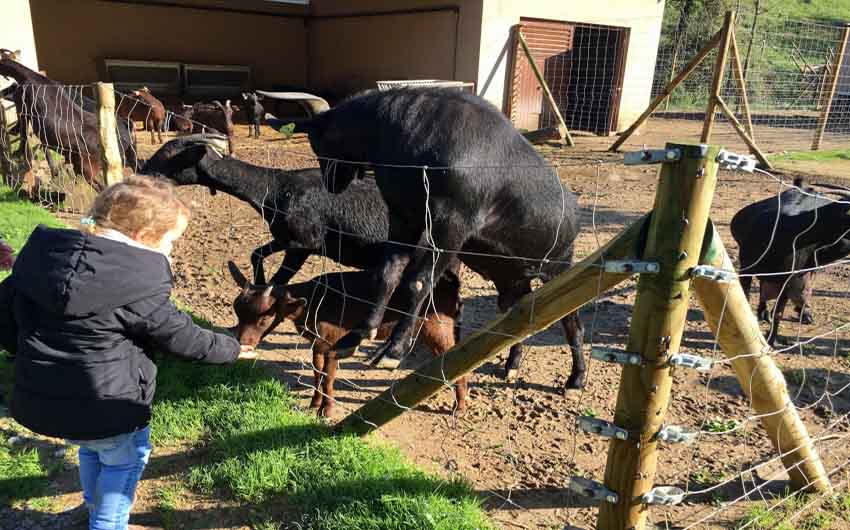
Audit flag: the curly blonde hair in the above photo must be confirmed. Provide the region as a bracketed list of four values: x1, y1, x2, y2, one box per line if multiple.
[83, 175, 190, 246]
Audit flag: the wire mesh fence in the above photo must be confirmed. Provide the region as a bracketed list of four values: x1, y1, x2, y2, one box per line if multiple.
[1, 71, 850, 530]
[649, 7, 850, 153]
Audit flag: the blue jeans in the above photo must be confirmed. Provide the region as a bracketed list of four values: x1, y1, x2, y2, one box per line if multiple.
[69, 426, 152, 530]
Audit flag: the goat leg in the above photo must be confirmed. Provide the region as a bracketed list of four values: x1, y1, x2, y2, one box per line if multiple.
[496, 281, 532, 381]
[249, 240, 288, 284]
[334, 247, 410, 359]
[270, 248, 311, 286]
[369, 235, 464, 368]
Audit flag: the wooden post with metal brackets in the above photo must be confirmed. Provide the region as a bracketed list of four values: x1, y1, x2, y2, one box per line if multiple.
[597, 143, 720, 530]
[692, 226, 831, 493]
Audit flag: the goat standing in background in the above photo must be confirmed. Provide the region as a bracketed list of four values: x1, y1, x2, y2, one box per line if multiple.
[116, 87, 167, 144]
[242, 92, 264, 139]
[0, 49, 137, 188]
[179, 100, 237, 152]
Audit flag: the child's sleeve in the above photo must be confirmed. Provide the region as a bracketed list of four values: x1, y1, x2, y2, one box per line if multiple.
[0, 276, 16, 355]
[118, 291, 240, 364]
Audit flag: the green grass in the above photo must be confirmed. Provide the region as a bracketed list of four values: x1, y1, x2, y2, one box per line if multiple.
[771, 148, 850, 162]
[736, 489, 850, 530]
[762, 0, 850, 24]
[705, 417, 739, 433]
[0, 190, 494, 528]
[0, 185, 65, 281]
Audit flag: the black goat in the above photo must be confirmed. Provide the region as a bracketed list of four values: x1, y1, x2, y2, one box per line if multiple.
[299, 87, 585, 388]
[731, 178, 850, 345]
[0, 50, 137, 188]
[241, 92, 264, 139]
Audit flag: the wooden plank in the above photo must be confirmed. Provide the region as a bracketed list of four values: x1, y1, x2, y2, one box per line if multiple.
[335, 216, 648, 436]
[729, 26, 755, 139]
[693, 225, 830, 493]
[517, 28, 575, 146]
[701, 11, 736, 143]
[609, 29, 721, 152]
[715, 95, 772, 168]
[597, 143, 721, 530]
[95, 82, 124, 187]
[812, 26, 850, 150]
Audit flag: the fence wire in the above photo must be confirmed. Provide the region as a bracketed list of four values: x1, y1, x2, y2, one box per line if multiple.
[2, 74, 850, 530]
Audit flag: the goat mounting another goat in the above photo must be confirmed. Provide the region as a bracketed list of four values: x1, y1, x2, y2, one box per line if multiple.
[298, 87, 585, 389]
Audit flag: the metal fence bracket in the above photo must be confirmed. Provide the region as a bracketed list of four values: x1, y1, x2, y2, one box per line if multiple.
[624, 148, 682, 165]
[642, 486, 685, 505]
[669, 353, 715, 371]
[603, 260, 660, 274]
[578, 417, 630, 440]
[569, 476, 619, 504]
[657, 425, 699, 444]
[716, 150, 757, 172]
[691, 265, 737, 283]
[591, 348, 643, 366]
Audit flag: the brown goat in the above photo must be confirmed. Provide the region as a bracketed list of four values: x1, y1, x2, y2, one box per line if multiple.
[116, 87, 167, 143]
[180, 100, 237, 152]
[227, 262, 467, 417]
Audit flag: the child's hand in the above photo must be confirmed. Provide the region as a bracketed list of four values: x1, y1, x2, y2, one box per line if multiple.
[237, 345, 258, 361]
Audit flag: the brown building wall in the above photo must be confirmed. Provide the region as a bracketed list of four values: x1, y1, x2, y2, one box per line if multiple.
[308, 0, 483, 96]
[28, 0, 308, 89]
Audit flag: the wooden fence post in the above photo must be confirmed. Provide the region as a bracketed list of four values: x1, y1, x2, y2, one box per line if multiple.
[701, 11, 735, 143]
[812, 25, 849, 151]
[95, 82, 124, 187]
[516, 27, 575, 147]
[693, 226, 831, 493]
[597, 143, 720, 530]
[336, 216, 650, 436]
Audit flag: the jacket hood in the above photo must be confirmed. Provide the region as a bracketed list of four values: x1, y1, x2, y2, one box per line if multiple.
[12, 226, 173, 316]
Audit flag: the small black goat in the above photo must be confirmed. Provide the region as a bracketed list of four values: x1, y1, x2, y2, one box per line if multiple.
[0, 49, 137, 188]
[140, 134, 459, 286]
[241, 92, 264, 139]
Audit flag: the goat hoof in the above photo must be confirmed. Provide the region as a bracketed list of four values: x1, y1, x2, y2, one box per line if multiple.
[335, 331, 365, 359]
[758, 310, 772, 323]
[503, 368, 519, 381]
[564, 373, 586, 391]
[800, 312, 814, 325]
[369, 352, 401, 369]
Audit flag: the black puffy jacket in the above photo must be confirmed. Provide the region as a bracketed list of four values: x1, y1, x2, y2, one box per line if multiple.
[0, 226, 239, 440]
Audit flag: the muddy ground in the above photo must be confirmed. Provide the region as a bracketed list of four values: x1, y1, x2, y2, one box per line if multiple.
[33, 118, 850, 529]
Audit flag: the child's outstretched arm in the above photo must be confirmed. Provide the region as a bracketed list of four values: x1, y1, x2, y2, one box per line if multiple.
[0, 276, 16, 355]
[118, 292, 240, 364]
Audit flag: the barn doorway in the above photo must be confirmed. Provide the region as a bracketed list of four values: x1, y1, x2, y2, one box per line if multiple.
[508, 18, 629, 135]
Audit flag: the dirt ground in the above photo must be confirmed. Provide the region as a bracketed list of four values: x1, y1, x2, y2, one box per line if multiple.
[40, 118, 850, 529]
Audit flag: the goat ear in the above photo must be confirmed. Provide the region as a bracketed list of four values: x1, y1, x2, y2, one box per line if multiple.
[227, 260, 249, 289]
[225, 99, 231, 108]
[242, 93, 248, 100]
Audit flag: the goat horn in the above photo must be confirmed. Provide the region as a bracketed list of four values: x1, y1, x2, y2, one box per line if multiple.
[262, 285, 274, 298]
